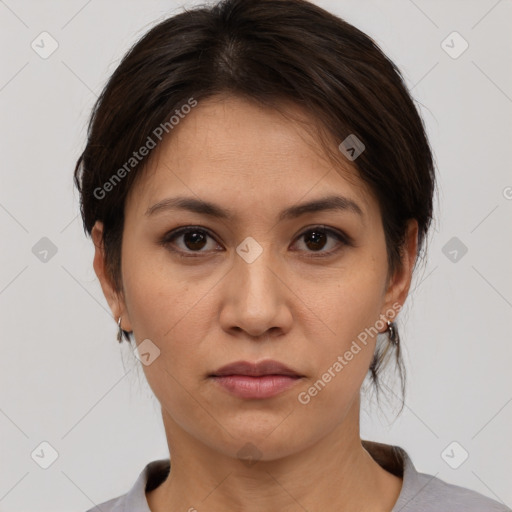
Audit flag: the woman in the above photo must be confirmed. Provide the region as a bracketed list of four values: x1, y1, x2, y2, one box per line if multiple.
[74, 0, 510, 510]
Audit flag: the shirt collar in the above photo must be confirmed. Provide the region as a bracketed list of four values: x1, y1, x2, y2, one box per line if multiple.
[118, 440, 422, 511]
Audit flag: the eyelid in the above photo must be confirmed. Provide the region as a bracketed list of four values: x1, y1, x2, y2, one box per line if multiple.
[295, 224, 353, 245]
[159, 224, 353, 257]
[291, 225, 352, 257]
[159, 225, 222, 257]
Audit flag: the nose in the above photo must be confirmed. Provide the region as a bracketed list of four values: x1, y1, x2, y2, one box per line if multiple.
[218, 246, 293, 340]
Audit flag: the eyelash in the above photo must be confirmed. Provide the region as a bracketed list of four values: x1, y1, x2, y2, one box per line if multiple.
[159, 225, 353, 259]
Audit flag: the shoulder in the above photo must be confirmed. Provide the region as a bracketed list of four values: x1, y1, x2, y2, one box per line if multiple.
[395, 448, 510, 512]
[84, 459, 170, 512]
[85, 494, 126, 512]
[362, 440, 511, 512]
[403, 470, 511, 511]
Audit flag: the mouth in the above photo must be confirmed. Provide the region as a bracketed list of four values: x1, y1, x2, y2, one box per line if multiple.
[209, 360, 304, 399]
[210, 360, 303, 378]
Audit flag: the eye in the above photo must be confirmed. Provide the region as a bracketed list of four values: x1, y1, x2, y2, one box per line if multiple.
[159, 226, 222, 257]
[159, 224, 352, 258]
[291, 226, 351, 257]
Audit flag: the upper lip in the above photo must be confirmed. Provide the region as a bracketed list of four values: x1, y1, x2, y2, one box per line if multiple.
[210, 360, 303, 377]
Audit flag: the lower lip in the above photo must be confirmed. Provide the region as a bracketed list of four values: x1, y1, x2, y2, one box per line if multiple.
[210, 375, 301, 399]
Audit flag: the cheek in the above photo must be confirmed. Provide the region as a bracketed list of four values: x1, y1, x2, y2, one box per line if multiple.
[122, 244, 199, 339]
[317, 268, 385, 344]
[121, 251, 215, 384]
[304, 262, 386, 396]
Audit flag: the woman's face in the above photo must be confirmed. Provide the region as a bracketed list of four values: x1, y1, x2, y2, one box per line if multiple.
[94, 95, 416, 461]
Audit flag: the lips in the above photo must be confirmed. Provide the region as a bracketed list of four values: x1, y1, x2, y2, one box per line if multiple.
[209, 360, 304, 399]
[210, 360, 303, 378]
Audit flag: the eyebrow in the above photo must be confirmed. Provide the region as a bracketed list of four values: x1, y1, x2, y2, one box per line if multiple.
[145, 194, 365, 222]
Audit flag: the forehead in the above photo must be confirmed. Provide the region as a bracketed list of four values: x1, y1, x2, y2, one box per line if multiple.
[126, 95, 376, 222]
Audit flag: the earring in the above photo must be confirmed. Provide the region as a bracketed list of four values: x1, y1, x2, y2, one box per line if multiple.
[117, 316, 123, 343]
[387, 320, 398, 346]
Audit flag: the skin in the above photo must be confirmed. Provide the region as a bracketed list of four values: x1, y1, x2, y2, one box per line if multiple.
[92, 95, 418, 512]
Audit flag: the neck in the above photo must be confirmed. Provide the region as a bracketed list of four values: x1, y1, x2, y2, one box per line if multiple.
[147, 397, 402, 512]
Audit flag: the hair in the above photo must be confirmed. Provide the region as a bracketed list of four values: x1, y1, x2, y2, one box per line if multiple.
[73, 0, 437, 412]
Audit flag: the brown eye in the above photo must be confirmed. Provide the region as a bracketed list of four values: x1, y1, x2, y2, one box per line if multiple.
[160, 226, 222, 256]
[304, 230, 328, 251]
[182, 230, 208, 250]
[292, 226, 350, 257]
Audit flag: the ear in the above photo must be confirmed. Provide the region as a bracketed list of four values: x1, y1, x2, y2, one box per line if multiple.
[379, 218, 418, 325]
[91, 221, 132, 332]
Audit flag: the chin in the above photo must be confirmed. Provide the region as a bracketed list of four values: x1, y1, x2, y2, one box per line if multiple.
[208, 421, 312, 462]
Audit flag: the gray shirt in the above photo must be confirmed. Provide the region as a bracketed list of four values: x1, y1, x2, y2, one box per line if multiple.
[86, 440, 511, 511]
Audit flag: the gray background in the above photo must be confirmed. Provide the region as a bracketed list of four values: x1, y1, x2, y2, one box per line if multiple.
[0, 0, 511, 510]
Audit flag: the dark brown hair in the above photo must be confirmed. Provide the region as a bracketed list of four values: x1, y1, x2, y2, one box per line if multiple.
[73, 0, 437, 410]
